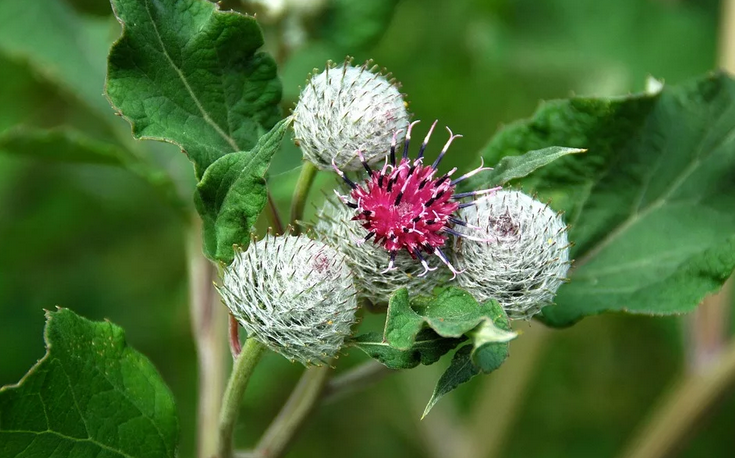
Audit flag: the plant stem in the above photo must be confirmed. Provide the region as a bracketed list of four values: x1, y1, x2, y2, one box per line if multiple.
[218, 338, 267, 458]
[322, 360, 394, 404]
[617, 337, 735, 458]
[289, 162, 318, 234]
[188, 217, 229, 458]
[229, 314, 242, 358]
[255, 365, 331, 458]
[462, 325, 550, 458]
[265, 191, 284, 234]
[685, 280, 732, 372]
[682, 0, 735, 374]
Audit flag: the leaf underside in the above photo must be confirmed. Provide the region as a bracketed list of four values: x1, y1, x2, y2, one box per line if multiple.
[471, 72, 735, 326]
[195, 117, 291, 263]
[356, 287, 514, 417]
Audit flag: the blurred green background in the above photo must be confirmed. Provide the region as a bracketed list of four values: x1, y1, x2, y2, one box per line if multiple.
[1, 0, 734, 457]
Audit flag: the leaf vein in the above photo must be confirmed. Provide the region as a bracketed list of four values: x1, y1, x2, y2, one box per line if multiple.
[0, 430, 135, 458]
[574, 102, 735, 268]
[143, 0, 240, 152]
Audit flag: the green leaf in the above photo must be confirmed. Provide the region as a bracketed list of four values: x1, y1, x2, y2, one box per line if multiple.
[379, 288, 514, 417]
[422, 298, 512, 417]
[383, 288, 424, 350]
[195, 117, 291, 263]
[484, 146, 585, 186]
[383, 287, 516, 351]
[467, 300, 511, 372]
[0, 127, 186, 216]
[350, 330, 464, 370]
[105, 0, 282, 178]
[422, 345, 479, 419]
[0, 308, 178, 458]
[472, 72, 735, 326]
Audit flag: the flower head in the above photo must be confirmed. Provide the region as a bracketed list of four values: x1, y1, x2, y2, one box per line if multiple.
[332, 120, 499, 278]
[451, 190, 571, 319]
[293, 60, 410, 171]
[313, 197, 443, 304]
[218, 234, 357, 365]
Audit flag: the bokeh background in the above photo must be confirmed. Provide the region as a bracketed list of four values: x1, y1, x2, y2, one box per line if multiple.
[1, 0, 734, 457]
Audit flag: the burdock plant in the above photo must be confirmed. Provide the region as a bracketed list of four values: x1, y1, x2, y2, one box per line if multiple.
[218, 234, 357, 366]
[452, 190, 571, 319]
[4, 1, 735, 458]
[293, 60, 410, 171]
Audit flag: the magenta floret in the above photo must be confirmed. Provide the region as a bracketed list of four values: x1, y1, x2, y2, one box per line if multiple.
[332, 120, 499, 278]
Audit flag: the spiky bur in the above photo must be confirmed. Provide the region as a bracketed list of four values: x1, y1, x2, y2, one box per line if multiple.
[451, 190, 571, 320]
[332, 120, 499, 278]
[313, 197, 443, 304]
[217, 234, 357, 366]
[293, 60, 410, 171]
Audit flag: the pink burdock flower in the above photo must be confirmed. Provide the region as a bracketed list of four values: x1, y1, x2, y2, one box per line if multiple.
[332, 120, 499, 278]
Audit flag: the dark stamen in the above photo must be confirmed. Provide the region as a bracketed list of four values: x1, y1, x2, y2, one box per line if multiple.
[404, 120, 420, 159]
[364, 232, 375, 242]
[346, 202, 358, 209]
[452, 187, 499, 200]
[442, 227, 464, 238]
[332, 160, 357, 189]
[431, 153, 446, 170]
[449, 217, 468, 226]
[451, 158, 491, 186]
[387, 176, 397, 192]
[432, 127, 462, 170]
[424, 190, 445, 207]
[434, 174, 450, 186]
[418, 179, 429, 190]
[413, 247, 427, 261]
[394, 191, 404, 206]
[451, 191, 478, 200]
[378, 172, 384, 188]
[343, 176, 357, 189]
[358, 152, 372, 175]
[418, 120, 438, 159]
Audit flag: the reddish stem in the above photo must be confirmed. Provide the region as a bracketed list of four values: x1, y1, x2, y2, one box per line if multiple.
[229, 314, 242, 358]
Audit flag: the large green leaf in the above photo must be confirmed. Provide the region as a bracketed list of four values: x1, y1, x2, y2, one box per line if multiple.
[105, 0, 282, 178]
[0, 308, 178, 458]
[472, 72, 735, 326]
[350, 330, 464, 370]
[195, 117, 290, 263]
[0, 127, 186, 216]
